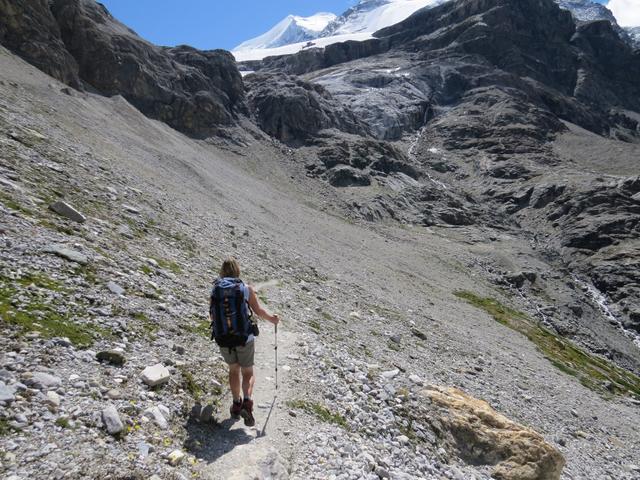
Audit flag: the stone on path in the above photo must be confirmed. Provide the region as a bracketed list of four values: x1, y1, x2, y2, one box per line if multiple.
[27, 372, 62, 390]
[43, 245, 88, 265]
[380, 369, 400, 379]
[96, 350, 126, 366]
[167, 449, 185, 466]
[45, 391, 61, 409]
[48, 201, 86, 223]
[0, 382, 16, 403]
[106, 281, 125, 296]
[122, 204, 141, 214]
[102, 405, 124, 436]
[144, 405, 169, 429]
[141, 363, 170, 387]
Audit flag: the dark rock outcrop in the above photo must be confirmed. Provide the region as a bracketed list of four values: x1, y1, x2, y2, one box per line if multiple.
[50, 0, 245, 137]
[244, 73, 369, 145]
[0, 0, 246, 137]
[0, 0, 80, 88]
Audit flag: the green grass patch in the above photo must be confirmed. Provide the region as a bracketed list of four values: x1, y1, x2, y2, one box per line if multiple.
[129, 311, 157, 337]
[455, 290, 640, 399]
[321, 312, 333, 321]
[55, 417, 71, 429]
[0, 418, 13, 436]
[370, 303, 404, 322]
[0, 281, 95, 347]
[74, 264, 98, 285]
[16, 272, 65, 292]
[139, 264, 153, 275]
[185, 318, 210, 338]
[39, 219, 76, 236]
[398, 419, 420, 444]
[258, 292, 269, 304]
[454, 290, 524, 326]
[0, 194, 34, 216]
[179, 367, 204, 400]
[308, 318, 321, 333]
[286, 399, 348, 429]
[153, 257, 182, 274]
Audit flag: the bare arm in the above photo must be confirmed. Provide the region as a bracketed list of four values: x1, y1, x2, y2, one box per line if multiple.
[248, 285, 279, 325]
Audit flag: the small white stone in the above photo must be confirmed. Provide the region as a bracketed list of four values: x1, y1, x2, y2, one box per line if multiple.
[380, 369, 400, 380]
[141, 364, 170, 387]
[167, 449, 185, 466]
[45, 391, 61, 409]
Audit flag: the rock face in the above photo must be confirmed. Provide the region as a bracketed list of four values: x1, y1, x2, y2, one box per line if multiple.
[244, 73, 369, 145]
[423, 386, 565, 480]
[0, 0, 80, 87]
[0, 0, 246, 137]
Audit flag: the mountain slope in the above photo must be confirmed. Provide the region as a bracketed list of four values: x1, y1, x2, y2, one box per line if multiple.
[2, 0, 640, 479]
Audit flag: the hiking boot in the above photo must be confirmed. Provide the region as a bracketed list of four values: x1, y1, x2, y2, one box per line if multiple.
[230, 399, 242, 419]
[240, 398, 255, 427]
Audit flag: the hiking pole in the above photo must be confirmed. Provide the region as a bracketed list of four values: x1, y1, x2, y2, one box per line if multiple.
[274, 323, 278, 393]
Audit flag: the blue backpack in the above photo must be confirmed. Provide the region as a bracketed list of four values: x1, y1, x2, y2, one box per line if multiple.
[209, 277, 252, 347]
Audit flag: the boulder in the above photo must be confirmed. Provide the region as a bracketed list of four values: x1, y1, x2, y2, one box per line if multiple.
[141, 363, 170, 387]
[167, 449, 185, 466]
[101, 405, 124, 436]
[423, 386, 565, 480]
[106, 281, 125, 296]
[144, 405, 169, 430]
[48, 201, 86, 223]
[43, 244, 88, 264]
[45, 390, 61, 409]
[27, 372, 62, 390]
[0, 381, 16, 403]
[96, 350, 126, 366]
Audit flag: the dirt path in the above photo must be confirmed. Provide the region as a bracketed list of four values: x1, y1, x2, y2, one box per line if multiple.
[195, 284, 296, 480]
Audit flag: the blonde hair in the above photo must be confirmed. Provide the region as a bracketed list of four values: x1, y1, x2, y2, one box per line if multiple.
[219, 257, 241, 278]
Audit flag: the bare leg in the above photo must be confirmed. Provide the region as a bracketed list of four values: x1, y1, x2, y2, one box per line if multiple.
[241, 366, 255, 399]
[229, 364, 242, 401]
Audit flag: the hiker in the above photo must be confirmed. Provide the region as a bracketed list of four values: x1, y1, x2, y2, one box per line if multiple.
[209, 258, 279, 427]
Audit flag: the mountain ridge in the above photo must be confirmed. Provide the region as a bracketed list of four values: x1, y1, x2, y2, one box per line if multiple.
[233, 0, 639, 62]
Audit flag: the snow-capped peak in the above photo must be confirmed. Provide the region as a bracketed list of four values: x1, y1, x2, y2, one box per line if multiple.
[232, 0, 444, 61]
[234, 12, 336, 51]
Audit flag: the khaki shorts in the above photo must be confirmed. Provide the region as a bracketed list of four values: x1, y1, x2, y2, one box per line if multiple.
[219, 341, 255, 368]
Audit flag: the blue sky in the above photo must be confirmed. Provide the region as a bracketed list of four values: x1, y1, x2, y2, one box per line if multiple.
[100, 0, 618, 52]
[100, 0, 357, 51]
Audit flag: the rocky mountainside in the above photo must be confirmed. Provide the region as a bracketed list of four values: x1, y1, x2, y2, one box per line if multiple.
[240, 0, 640, 373]
[233, 0, 638, 63]
[0, 0, 245, 138]
[2, 0, 640, 479]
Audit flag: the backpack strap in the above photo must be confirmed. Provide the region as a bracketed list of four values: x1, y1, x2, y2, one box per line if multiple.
[211, 280, 226, 340]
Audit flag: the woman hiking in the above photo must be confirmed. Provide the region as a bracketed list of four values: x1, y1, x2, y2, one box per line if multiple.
[209, 258, 279, 427]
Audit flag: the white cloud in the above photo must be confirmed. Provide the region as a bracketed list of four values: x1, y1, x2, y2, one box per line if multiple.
[607, 0, 640, 27]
